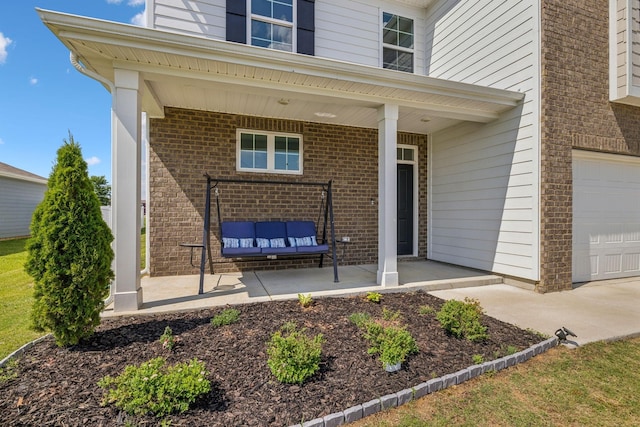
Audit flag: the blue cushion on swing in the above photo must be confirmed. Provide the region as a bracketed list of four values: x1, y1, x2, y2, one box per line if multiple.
[220, 221, 260, 256]
[256, 221, 287, 239]
[221, 221, 256, 239]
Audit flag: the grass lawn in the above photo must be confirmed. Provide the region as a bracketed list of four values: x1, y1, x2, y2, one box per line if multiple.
[0, 238, 43, 360]
[0, 231, 146, 360]
[352, 337, 640, 427]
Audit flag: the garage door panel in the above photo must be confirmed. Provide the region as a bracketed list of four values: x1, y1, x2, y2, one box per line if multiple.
[573, 152, 640, 282]
[623, 253, 640, 271]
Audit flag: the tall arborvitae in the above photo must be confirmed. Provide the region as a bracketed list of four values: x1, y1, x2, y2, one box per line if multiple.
[26, 133, 114, 346]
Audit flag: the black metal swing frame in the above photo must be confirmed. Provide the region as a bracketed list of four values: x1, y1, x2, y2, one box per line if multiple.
[194, 174, 339, 294]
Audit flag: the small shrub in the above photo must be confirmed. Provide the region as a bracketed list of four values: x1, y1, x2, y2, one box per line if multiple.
[350, 311, 418, 369]
[364, 322, 418, 368]
[472, 354, 485, 365]
[211, 308, 240, 328]
[98, 357, 210, 417]
[436, 298, 488, 342]
[297, 293, 313, 308]
[418, 305, 435, 316]
[381, 307, 401, 322]
[348, 312, 371, 328]
[267, 322, 324, 384]
[366, 292, 382, 303]
[159, 326, 176, 351]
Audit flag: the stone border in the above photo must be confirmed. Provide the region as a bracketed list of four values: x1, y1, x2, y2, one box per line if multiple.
[0, 334, 51, 368]
[290, 337, 558, 427]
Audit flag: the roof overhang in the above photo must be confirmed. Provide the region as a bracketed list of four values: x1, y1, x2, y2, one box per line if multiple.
[38, 8, 524, 134]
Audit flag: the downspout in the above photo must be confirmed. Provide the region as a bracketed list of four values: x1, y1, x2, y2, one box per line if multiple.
[70, 51, 115, 94]
[69, 52, 151, 306]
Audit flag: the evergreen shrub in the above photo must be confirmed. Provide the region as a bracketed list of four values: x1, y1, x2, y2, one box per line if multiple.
[25, 135, 114, 346]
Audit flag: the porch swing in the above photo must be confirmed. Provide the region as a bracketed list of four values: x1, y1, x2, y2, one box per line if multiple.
[189, 174, 339, 294]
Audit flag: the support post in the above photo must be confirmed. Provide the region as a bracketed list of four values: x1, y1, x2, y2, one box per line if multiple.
[112, 69, 143, 311]
[327, 180, 339, 283]
[199, 175, 212, 295]
[377, 104, 399, 287]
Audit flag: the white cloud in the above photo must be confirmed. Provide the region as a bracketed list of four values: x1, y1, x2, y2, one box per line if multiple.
[86, 156, 101, 166]
[131, 9, 146, 26]
[0, 32, 13, 64]
[106, 0, 144, 6]
[0, 138, 4, 145]
[29, 77, 38, 85]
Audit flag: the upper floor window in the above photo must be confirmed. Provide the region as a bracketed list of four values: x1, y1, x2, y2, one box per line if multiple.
[250, 0, 294, 52]
[382, 12, 414, 73]
[237, 130, 303, 174]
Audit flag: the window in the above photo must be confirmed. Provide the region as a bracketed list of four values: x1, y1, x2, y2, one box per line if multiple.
[397, 147, 415, 162]
[250, 0, 294, 52]
[382, 12, 414, 73]
[238, 130, 302, 174]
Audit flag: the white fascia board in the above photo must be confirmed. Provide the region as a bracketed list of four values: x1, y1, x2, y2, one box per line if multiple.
[37, 8, 524, 112]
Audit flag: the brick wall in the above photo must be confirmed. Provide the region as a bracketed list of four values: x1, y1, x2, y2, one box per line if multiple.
[540, 0, 640, 291]
[148, 108, 427, 276]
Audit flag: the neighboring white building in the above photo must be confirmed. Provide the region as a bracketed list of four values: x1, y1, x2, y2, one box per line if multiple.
[0, 162, 48, 239]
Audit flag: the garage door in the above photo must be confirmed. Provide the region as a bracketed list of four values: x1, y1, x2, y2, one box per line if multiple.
[573, 151, 640, 282]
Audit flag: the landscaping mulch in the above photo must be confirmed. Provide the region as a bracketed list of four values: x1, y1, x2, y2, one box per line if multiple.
[0, 290, 544, 426]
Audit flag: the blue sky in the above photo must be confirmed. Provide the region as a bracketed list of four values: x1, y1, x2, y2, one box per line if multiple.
[0, 0, 145, 182]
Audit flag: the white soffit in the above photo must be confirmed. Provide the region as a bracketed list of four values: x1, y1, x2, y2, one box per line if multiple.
[38, 8, 523, 133]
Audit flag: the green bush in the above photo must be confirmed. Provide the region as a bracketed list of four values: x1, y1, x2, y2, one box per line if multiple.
[267, 322, 324, 384]
[210, 308, 240, 328]
[159, 326, 176, 351]
[364, 323, 418, 368]
[25, 135, 114, 346]
[98, 357, 210, 417]
[297, 293, 313, 308]
[348, 312, 371, 329]
[366, 292, 382, 303]
[436, 298, 488, 342]
[350, 311, 418, 369]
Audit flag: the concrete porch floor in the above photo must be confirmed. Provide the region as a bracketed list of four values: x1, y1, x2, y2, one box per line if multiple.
[103, 260, 502, 317]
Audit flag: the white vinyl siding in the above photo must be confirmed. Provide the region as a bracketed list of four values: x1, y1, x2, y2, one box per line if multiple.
[0, 177, 46, 239]
[148, 0, 427, 72]
[427, 0, 539, 281]
[150, 0, 227, 39]
[315, 0, 426, 73]
[609, 0, 640, 104]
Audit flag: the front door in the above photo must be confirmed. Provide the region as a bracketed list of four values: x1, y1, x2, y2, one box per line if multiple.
[397, 163, 414, 255]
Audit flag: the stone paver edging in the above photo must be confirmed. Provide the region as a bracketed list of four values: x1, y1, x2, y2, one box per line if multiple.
[0, 334, 51, 368]
[290, 337, 559, 427]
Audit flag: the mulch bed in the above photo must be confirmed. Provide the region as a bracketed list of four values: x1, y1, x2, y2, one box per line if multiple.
[0, 290, 544, 426]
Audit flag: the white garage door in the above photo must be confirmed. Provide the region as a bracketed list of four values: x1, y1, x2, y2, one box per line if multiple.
[573, 151, 640, 282]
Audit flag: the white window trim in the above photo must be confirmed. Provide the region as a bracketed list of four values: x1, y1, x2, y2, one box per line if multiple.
[247, 0, 297, 52]
[236, 129, 303, 175]
[397, 144, 419, 257]
[380, 10, 415, 73]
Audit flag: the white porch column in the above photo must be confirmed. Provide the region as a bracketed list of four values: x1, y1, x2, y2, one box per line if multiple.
[112, 69, 143, 311]
[377, 104, 399, 287]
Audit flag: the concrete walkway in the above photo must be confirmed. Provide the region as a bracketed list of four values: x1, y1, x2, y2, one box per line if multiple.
[103, 260, 502, 316]
[104, 261, 640, 347]
[432, 277, 640, 346]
